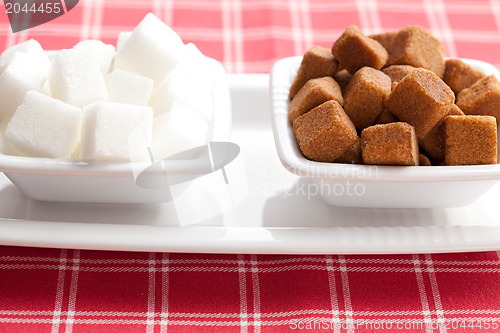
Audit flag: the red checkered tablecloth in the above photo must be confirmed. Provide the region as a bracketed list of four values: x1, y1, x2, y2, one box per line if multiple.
[1, 1, 500, 332]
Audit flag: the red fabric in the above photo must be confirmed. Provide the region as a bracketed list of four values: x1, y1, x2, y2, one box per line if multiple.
[2, 0, 500, 73]
[1, 0, 500, 332]
[0, 248, 499, 332]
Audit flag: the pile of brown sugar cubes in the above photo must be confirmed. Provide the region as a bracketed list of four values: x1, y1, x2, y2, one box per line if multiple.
[289, 25, 499, 166]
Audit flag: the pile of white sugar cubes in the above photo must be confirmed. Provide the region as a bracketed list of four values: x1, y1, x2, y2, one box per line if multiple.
[0, 13, 224, 161]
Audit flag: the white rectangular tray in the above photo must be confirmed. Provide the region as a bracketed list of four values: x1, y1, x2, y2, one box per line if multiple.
[1, 74, 500, 254]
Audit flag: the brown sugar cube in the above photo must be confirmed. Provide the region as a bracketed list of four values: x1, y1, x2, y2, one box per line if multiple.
[334, 69, 352, 94]
[344, 67, 391, 131]
[443, 59, 486, 95]
[384, 68, 455, 140]
[335, 138, 363, 164]
[419, 154, 432, 166]
[386, 26, 445, 78]
[382, 65, 416, 84]
[289, 46, 338, 98]
[456, 75, 500, 123]
[450, 104, 465, 115]
[376, 109, 399, 124]
[420, 104, 464, 161]
[369, 31, 398, 52]
[361, 122, 419, 166]
[293, 100, 359, 162]
[444, 115, 497, 165]
[332, 25, 388, 75]
[289, 77, 343, 123]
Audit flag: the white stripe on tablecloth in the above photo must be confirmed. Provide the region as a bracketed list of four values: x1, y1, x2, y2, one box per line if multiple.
[3, 11, 27, 46]
[250, 254, 262, 333]
[314, 28, 500, 43]
[146, 252, 156, 333]
[90, 0, 104, 40]
[5, 30, 17, 49]
[425, 254, 448, 333]
[437, 0, 457, 57]
[425, 0, 457, 57]
[221, 0, 234, 72]
[114, 0, 354, 11]
[4, 255, 500, 267]
[338, 255, 355, 333]
[232, 0, 244, 73]
[355, 0, 383, 35]
[50, 249, 67, 333]
[163, 0, 174, 27]
[107, 0, 491, 14]
[299, 0, 313, 52]
[7, 316, 495, 326]
[424, 0, 443, 40]
[3, 263, 500, 273]
[355, 0, 371, 33]
[490, 0, 500, 37]
[65, 249, 80, 333]
[17, 29, 28, 44]
[152, 0, 162, 18]
[368, 0, 382, 34]
[2, 308, 500, 318]
[4, 24, 499, 44]
[289, 0, 304, 56]
[377, 1, 491, 14]
[237, 254, 248, 333]
[325, 255, 340, 333]
[413, 254, 433, 333]
[160, 253, 170, 333]
[174, 26, 298, 40]
[79, 0, 92, 40]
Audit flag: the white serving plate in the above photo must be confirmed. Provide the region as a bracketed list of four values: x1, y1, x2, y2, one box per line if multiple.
[270, 57, 500, 208]
[0, 58, 232, 204]
[1, 74, 500, 254]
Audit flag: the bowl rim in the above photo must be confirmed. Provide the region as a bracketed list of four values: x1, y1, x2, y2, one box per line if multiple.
[270, 56, 500, 183]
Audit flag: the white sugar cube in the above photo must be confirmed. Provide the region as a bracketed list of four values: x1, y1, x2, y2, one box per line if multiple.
[113, 13, 185, 86]
[0, 51, 50, 124]
[151, 101, 209, 160]
[149, 44, 214, 119]
[80, 102, 153, 161]
[107, 69, 154, 106]
[175, 43, 212, 82]
[0, 39, 45, 74]
[116, 31, 132, 52]
[5, 90, 82, 158]
[73, 40, 115, 74]
[0, 126, 25, 156]
[49, 48, 108, 108]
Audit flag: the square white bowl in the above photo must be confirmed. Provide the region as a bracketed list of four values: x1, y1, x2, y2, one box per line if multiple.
[270, 57, 500, 208]
[0, 58, 232, 204]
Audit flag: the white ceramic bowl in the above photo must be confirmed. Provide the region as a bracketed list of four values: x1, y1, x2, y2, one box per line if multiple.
[270, 57, 500, 208]
[0, 58, 232, 204]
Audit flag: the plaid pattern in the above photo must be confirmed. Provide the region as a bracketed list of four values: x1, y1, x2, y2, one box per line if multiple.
[1, 0, 500, 332]
[1, 0, 500, 72]
[0, 247, 499, 332]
